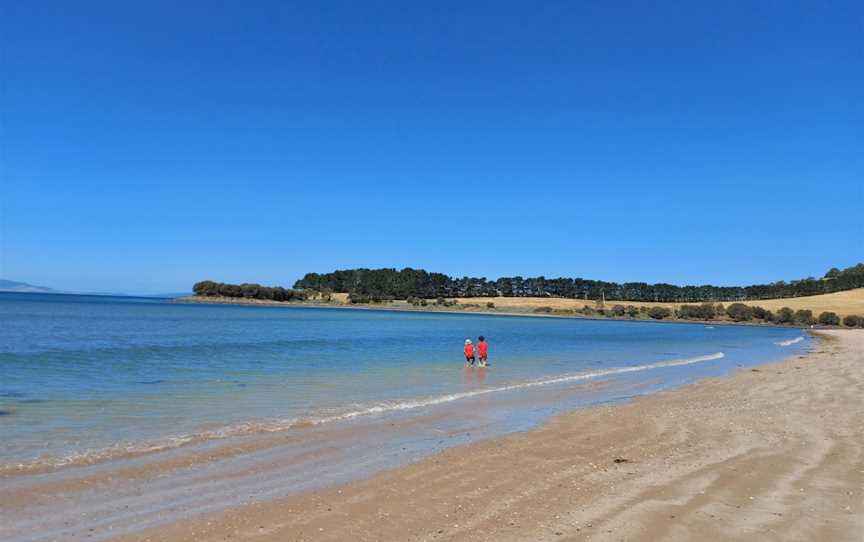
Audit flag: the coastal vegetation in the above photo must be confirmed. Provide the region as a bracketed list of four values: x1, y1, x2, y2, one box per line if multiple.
[648, 306, 673, 320]
[526, 300, 861, 327]
[818, 312, 841, 326]
[192, 280, 306, 301]
[191, 264, 864, 327]
[186, 287, 864, 328]
[294, 263, 864, 303]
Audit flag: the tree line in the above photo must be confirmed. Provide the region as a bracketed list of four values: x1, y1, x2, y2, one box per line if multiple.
[292, 263, 864, 303]
[192, 280, 307, 301]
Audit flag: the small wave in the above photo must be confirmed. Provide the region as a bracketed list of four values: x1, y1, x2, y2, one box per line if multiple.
[776, 336, 804, 347]
[313, 352, 725, 424]
[1, 352, 724, 475]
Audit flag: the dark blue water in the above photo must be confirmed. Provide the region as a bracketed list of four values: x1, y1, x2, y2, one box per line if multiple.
[0, 292, 808, 471]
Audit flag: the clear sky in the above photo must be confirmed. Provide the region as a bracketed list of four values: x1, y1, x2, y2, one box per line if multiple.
[2, 2, 862, 294]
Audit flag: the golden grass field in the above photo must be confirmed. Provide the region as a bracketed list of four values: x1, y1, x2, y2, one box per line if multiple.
[333, 288, 864, 317]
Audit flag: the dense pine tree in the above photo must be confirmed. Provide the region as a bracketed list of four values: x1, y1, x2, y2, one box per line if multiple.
[289, 263, 864, 303]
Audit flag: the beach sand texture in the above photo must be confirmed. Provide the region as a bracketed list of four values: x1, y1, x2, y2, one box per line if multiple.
[112, 329, 863, 541]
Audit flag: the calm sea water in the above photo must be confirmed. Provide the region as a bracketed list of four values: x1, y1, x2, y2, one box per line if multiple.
[0, 292, 808, 471]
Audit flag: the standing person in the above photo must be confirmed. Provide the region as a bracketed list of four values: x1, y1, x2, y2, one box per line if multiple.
[477, 336, 489, 367]
[464, 339, 475, 367]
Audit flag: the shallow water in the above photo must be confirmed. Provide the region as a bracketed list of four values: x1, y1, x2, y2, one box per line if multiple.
[0, 292, 808, 473]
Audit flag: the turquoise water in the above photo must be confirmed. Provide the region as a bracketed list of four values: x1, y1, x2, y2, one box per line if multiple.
[0, 292, 808, 472]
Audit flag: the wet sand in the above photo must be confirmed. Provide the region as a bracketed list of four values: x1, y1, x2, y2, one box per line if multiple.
[110, 329, 863, 541]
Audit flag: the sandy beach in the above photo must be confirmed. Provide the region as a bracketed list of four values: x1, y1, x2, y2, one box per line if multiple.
[106, 329, 863, 542]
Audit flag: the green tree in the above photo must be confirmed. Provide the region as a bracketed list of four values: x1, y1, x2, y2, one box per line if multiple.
[750, 306, 768, 320]
[793, 309, 815, 326]
[726, 303, 754, 322]
[817, 312, 840, 326]
[700, 302, 717, 319]
[192, 280, 303, 301]
[842, 315, 861, 327]
[291, 262, 864, 303]
[192, 280, 219, 296]
[774, 307, 794, 324]
[678, 303, 716, 320]
[648, 306, 671, 319]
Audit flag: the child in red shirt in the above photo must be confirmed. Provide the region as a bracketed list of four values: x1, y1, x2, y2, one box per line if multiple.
[464, 339, 475, 366]
[477, 336, 489, 367]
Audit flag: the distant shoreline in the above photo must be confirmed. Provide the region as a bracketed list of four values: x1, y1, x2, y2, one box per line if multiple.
[0, 290, 175, 300]
[172, 295, 820, 329]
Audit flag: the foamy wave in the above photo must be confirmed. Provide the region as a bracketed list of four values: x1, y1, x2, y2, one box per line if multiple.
[315, 352, 725, 423]
[776, 336, 804, 346]
[1, 352, 724, 475]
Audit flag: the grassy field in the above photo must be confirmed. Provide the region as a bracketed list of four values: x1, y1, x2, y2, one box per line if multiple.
[332, 288, 864, 317]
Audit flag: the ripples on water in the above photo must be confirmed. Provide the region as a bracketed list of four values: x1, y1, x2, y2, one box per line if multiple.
[0, 292, 809, 472]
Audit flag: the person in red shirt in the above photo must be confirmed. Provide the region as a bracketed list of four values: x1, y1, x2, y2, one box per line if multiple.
[464, 339, 475, 366]
[477, 336, 489, 367]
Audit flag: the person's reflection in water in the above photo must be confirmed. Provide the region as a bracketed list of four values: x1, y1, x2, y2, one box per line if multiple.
[463, 365, 475, 385]
[476, 366, 487, 386]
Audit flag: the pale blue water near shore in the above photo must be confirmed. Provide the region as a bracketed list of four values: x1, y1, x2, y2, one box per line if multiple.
[0, 292, 809, 474]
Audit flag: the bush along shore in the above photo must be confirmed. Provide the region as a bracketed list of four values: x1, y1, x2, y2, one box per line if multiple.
[188, 281, 864, 328]
[529, 301, 861, 328]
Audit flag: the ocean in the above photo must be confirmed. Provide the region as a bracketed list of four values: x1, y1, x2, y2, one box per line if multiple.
[0, 292, 814, 540]
[1, 292, 808, 475]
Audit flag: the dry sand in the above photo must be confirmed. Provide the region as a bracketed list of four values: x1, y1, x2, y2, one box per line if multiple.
[113, 330, 864, 542]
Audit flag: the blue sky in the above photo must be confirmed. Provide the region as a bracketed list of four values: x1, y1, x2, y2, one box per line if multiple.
[2, 1, 861, 294]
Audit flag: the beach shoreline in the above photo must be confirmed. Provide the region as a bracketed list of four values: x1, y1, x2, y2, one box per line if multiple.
[172, 295, 833, 330]
[106, 329, 863, 541]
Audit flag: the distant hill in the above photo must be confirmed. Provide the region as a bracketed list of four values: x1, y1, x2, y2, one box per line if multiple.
[0, 280, 59, 293]
[0, 280, 187, 298]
